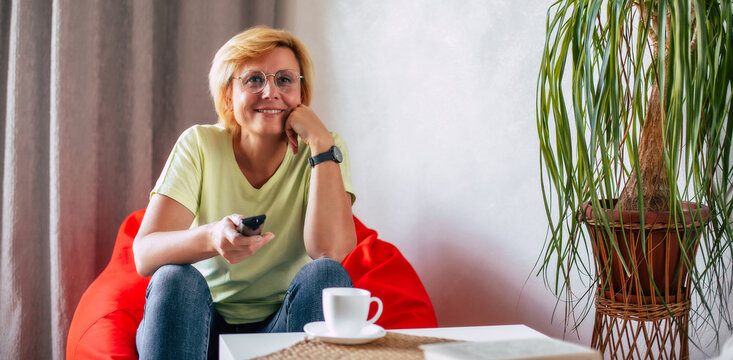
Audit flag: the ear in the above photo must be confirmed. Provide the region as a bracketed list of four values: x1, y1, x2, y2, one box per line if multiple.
[224, 87, 233, 111]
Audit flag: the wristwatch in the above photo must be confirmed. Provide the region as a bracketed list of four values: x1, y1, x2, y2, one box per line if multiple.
[308, 145, 343, 167]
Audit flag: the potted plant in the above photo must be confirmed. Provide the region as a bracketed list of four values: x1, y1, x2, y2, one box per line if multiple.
[535, 0, 732, 358]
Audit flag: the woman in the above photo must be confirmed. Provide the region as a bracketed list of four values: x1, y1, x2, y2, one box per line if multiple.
[133, 26, 357, 359]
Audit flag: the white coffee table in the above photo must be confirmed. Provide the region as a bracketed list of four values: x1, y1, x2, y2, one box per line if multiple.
[219, 324, 548, 359]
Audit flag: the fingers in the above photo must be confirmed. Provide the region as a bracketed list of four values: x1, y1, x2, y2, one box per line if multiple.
[219, 232, 274, 264]
[214, 216, 275, 264]
[285, 125, 299, 154]
[285, 105, 330, 150]
[231, 232, 274, 247]
[284, 106, 303, 154]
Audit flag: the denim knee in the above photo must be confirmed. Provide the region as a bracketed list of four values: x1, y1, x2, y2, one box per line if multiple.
[146, 264, 211, 308]
[137, 265, 213, 359]
[294, 258, 353, 288]
[266, 258, 353, 332]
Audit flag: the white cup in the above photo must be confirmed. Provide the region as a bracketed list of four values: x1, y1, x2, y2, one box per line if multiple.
[322, 287, 383, 337]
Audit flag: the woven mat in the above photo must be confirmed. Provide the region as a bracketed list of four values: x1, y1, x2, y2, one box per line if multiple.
[252, 332, 460, 360]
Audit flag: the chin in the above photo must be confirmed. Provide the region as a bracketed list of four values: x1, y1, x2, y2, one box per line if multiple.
[241, 118, 281, 134]
[257, 125, 285, 137]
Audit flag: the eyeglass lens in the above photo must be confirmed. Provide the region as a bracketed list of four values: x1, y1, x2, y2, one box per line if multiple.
[238, 70, 301, 94]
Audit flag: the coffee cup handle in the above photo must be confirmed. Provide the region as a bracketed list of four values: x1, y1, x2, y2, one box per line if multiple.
[365, 297, 383, 326]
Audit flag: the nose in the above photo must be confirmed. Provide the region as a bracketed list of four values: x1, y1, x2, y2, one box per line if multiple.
[261, 76, 279, 99]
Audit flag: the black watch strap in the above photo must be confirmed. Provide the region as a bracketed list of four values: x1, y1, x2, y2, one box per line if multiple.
[308, 145, 343, 167]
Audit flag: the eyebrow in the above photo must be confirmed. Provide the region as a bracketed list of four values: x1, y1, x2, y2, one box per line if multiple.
[240, 68, 299, 74]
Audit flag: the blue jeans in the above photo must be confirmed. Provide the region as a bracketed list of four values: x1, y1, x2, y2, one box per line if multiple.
[136, 258, 353, 360]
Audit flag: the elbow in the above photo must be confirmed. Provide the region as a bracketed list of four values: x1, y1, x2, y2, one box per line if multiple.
[339, 235, 357, 261]
[136, 265, 154, 278]
[308, 234, 357, 263]
[132, 239, 154, 277]
[311, 251, 347, 263]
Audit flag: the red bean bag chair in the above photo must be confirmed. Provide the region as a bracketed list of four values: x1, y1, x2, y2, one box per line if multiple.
[66, 209, 437, 359]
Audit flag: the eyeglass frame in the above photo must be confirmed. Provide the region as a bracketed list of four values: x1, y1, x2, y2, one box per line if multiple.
[231, 69, 304, 94]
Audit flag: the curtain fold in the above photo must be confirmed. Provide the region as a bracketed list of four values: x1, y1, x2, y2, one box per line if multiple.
[1, 1, 276, 358]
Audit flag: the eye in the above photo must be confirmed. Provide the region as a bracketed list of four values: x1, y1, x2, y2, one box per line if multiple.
[276, 74, 293, 85]
[245, 73, 265, 86]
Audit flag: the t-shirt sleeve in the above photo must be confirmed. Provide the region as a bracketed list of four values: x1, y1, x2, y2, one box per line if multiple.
[151, 127, 203, 215]
[333, 133, 356, 204]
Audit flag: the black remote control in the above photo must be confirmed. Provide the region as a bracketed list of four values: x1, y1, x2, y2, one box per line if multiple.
[237, 214, 266, 236]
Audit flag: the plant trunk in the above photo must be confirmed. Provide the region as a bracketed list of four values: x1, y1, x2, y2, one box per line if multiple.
[616, 1, 673, 213]
[616, 83, 670, 212]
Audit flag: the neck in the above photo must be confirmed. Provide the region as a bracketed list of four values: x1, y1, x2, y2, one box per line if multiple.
[233, 132, 288, 188]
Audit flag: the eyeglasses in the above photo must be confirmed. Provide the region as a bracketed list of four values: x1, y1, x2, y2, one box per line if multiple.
[232, 69, 303, 94]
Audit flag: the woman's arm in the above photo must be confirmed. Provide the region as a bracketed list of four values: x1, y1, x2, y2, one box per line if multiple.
[285, 105, 357, 261]
[132, 194, 274, 277]
[304, 155, 356, 261]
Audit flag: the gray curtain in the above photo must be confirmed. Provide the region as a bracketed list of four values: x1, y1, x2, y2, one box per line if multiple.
[0, 1, 277, 358]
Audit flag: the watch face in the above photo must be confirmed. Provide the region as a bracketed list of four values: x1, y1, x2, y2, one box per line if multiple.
[332, 145, 343, 163]
[309, 145, 343, 167]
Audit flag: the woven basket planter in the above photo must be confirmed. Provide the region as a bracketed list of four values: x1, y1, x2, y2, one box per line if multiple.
[582, 200, 709, 359]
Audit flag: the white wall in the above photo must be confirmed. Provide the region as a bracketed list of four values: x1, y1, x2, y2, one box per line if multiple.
[278, 0, 580, 337]
[278, 1, 730, 357]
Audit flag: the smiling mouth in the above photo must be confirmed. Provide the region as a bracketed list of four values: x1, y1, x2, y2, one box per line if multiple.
[256, 109, 284, 114]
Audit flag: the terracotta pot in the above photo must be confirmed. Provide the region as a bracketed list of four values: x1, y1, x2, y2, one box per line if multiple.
[582, 200, 709, 301]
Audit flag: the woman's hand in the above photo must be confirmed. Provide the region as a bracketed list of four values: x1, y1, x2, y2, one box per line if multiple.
[284, 104, 334, 154]
[209, 215, 275, 264]
[133, 194, 277, 276]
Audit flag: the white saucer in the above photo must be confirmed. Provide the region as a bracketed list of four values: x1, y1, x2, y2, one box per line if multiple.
[303, 321, 386, 345]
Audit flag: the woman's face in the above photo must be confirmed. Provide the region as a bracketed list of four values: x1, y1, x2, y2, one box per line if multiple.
[231, 47, 302, 138]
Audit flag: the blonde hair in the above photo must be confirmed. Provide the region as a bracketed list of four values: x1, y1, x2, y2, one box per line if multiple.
[209, 26, 314, 134]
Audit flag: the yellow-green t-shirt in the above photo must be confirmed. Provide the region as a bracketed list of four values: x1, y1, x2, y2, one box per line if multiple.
[152, 124, 354, 324]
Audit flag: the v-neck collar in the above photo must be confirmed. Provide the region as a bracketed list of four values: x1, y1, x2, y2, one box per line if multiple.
[229, 136, 292, 192]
